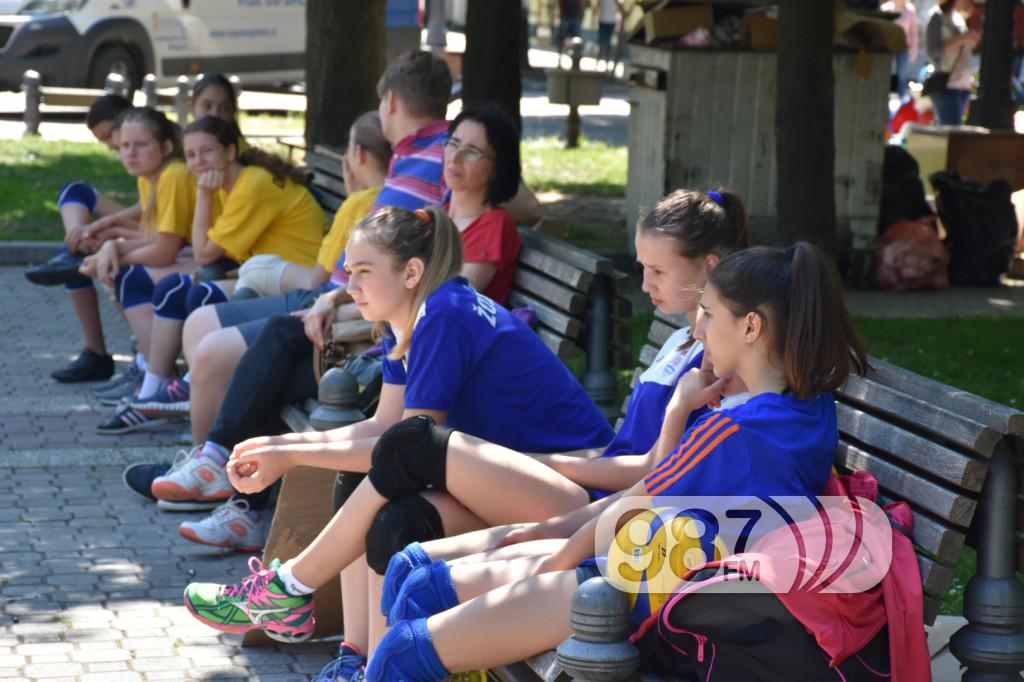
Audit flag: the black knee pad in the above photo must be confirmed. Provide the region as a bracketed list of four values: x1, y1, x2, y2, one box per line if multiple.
[365, 494, 444, 574]
[367, 415, 453, 499]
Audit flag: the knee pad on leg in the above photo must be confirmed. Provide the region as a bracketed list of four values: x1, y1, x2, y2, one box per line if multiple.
[152, 273, 192, 321]
[57, 181, 99, 213]
[367, 415, 453, 500]
[365, 494, 444, 575]
[387, 560, 458, 626]
[185, 281, 228, 316]
[115, 265, 154, 308]
[365, 618, 450, 682]
[381, 541, 433, 617]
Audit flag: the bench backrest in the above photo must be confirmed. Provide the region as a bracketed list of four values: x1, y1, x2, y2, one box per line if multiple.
[633, 313, 1017, 626]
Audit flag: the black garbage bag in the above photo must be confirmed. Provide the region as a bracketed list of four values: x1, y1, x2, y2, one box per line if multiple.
[930, 171, 1018, 286]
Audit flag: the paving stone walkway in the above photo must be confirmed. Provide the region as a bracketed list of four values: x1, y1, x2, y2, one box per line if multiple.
[1, 266, 336, 681]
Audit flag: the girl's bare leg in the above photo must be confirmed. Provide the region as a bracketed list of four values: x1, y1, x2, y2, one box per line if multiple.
[187, 327, 246, 443]
[341, 558, 369, 652]
[182, 304, 224, 364]
[428, 571, 578, 673]
[367, 570, 387, 655]
[445, 432, 592, 524]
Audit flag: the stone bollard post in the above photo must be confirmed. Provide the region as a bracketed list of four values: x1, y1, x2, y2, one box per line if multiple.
[556, 578, 640, 681]
[142, 74, 158, 108]
[310, 367, 365, 432]
[22, 69, 41, 137]
[174, 75, 191, 125]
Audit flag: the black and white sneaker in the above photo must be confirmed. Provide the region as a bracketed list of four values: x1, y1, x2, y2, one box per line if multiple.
[96, 405, 174, 435]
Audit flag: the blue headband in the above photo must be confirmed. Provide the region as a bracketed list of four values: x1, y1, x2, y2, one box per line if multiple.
[708, 191, 723, 205]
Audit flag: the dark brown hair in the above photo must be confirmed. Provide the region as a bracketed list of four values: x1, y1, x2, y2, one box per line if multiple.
[638, 189, 749, 259]
[86, 94, 132, 128]
[191, 73, 238, 118]
[350, 111, 392, 171]
[183, 116, 309, 186]
[708, 242, 867, 399]
[376, 50, 452, 120]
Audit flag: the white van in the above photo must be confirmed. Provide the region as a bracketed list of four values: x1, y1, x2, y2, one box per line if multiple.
[0, 0, 419, 90]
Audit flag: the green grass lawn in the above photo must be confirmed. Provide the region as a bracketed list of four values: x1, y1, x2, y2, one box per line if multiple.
[0, 138, 136, 242]
[521, 136, 627, 195]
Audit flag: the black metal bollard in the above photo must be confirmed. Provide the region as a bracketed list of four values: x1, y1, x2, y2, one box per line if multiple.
[583, 274, 618, 412]
[310, 367, 365, 432]
[950, 437, 1024, 681]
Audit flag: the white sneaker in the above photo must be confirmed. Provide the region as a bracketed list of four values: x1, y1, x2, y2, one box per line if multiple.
[150, 447, 233, 503]
[178, 499, 268, 552]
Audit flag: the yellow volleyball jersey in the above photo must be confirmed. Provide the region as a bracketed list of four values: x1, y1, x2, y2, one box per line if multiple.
[136, 159, 196, 242]
[208, 165, 325, 266]
[316, 185, 381, 272]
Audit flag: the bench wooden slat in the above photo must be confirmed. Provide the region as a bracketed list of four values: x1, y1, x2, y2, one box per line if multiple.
[923, 596, 941, 628]
[648, 319, 681, 348]
[537, 327, 575, 360]
[329, 319, 374, 342]
[867, 358, 1024, 436]
[639, 343, 659, 368]
[835, 442, 977, 527]
[918, 552, 956, 596]
[280, 404, 313, 433]
[517, 246, 593, 291]
[518, 227, 613, 275]
[513, 270, 586, 315]
[311, 170, 347, 199]
[839, 374, 1004, 457]
[875, 493, 967, 563]
[612, 269, 634, 294]
[313, 144, 346, 163]
[836, 403, 988, 493]
[508, 291, 583, 340]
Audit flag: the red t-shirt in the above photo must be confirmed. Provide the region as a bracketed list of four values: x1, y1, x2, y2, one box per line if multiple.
[460, 207, 521, 305]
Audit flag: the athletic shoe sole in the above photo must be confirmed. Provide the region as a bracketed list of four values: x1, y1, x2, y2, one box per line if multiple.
[157, 499, 224, 512]
[134, 400, 191, 417]
[151, 479, 232, 503]
[183, 595, 314, 643]
[178, 525, 263, 552]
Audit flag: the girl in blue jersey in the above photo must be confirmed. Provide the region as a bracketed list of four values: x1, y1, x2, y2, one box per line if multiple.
[181, 204, 614, 643]
[356, 242, 868, 681]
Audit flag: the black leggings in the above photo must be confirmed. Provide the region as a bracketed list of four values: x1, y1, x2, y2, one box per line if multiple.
[208, 314, 319, 510]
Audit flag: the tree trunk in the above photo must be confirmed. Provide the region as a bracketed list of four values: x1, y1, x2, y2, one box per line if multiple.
[775, 0, 836, 255]
[305, 0, 386, 150]
[463, 0, 523, 131]
[967, 0, 1016, 130]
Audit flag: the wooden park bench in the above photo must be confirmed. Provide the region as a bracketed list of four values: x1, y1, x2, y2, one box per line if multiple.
[242, 148, 635, 644]
[491, 312, 1024, 681]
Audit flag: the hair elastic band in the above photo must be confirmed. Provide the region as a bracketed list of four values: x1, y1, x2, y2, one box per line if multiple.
[414, 208, 433, 224]
[708, 191, 723, 206]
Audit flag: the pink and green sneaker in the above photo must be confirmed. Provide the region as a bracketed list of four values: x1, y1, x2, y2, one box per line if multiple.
[183, 557, 315, 643]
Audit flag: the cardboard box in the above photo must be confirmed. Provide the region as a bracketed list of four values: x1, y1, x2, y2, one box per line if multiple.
[242, 466, 342, 645]
[741, 10, 778, 51]
[643, 4, 714, 44]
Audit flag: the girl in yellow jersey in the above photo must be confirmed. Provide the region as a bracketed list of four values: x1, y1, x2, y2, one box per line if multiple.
[102, 116, 325, 434]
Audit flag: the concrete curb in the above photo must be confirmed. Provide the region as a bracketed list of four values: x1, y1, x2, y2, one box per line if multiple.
[0, 240, 61, 265]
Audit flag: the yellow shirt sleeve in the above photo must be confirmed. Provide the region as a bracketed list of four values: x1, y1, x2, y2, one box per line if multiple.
[316, 186, 382, 272]
[152, 160, 196, 241]
[207, 165, 325, 266]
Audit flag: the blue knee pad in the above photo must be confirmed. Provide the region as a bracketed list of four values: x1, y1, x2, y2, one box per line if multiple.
[114, 265, 155, 309]
[152, 273, 192, 321]
[381, 542, 434, 618]
[388, 561, 458, 626]
[365, 618, 450, 682]
[57, 181, 99, 213]
[185, 281, 229, 316]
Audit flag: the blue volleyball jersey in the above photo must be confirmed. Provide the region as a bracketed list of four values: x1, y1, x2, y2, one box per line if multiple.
[381, 277, 614, 453]
[600, 326, 703, 460]
[643, 391, 837, 499]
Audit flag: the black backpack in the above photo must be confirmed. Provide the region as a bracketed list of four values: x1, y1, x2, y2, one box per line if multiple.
[878, 146, 934, 232]
[931, 171, 1018, 286]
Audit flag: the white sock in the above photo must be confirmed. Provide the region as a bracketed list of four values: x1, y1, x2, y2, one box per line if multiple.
[182, 371, 191, 385]
[138, 371, 168, 401]
[135, 353, 148, 372]
[276, 561, 315, 596]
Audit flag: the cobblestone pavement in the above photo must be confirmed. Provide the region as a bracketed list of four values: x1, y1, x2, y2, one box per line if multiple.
[1, 267, 336, 681]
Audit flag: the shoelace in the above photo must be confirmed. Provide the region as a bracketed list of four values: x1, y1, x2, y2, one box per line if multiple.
[222, 557, 272, 601]
[211, 499, 251, 520]
[167, 446, 202, 474]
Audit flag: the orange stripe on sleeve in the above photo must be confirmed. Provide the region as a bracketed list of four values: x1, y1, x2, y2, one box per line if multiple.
[646, 423, 740, 496]
[645, 415, 733, 491]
